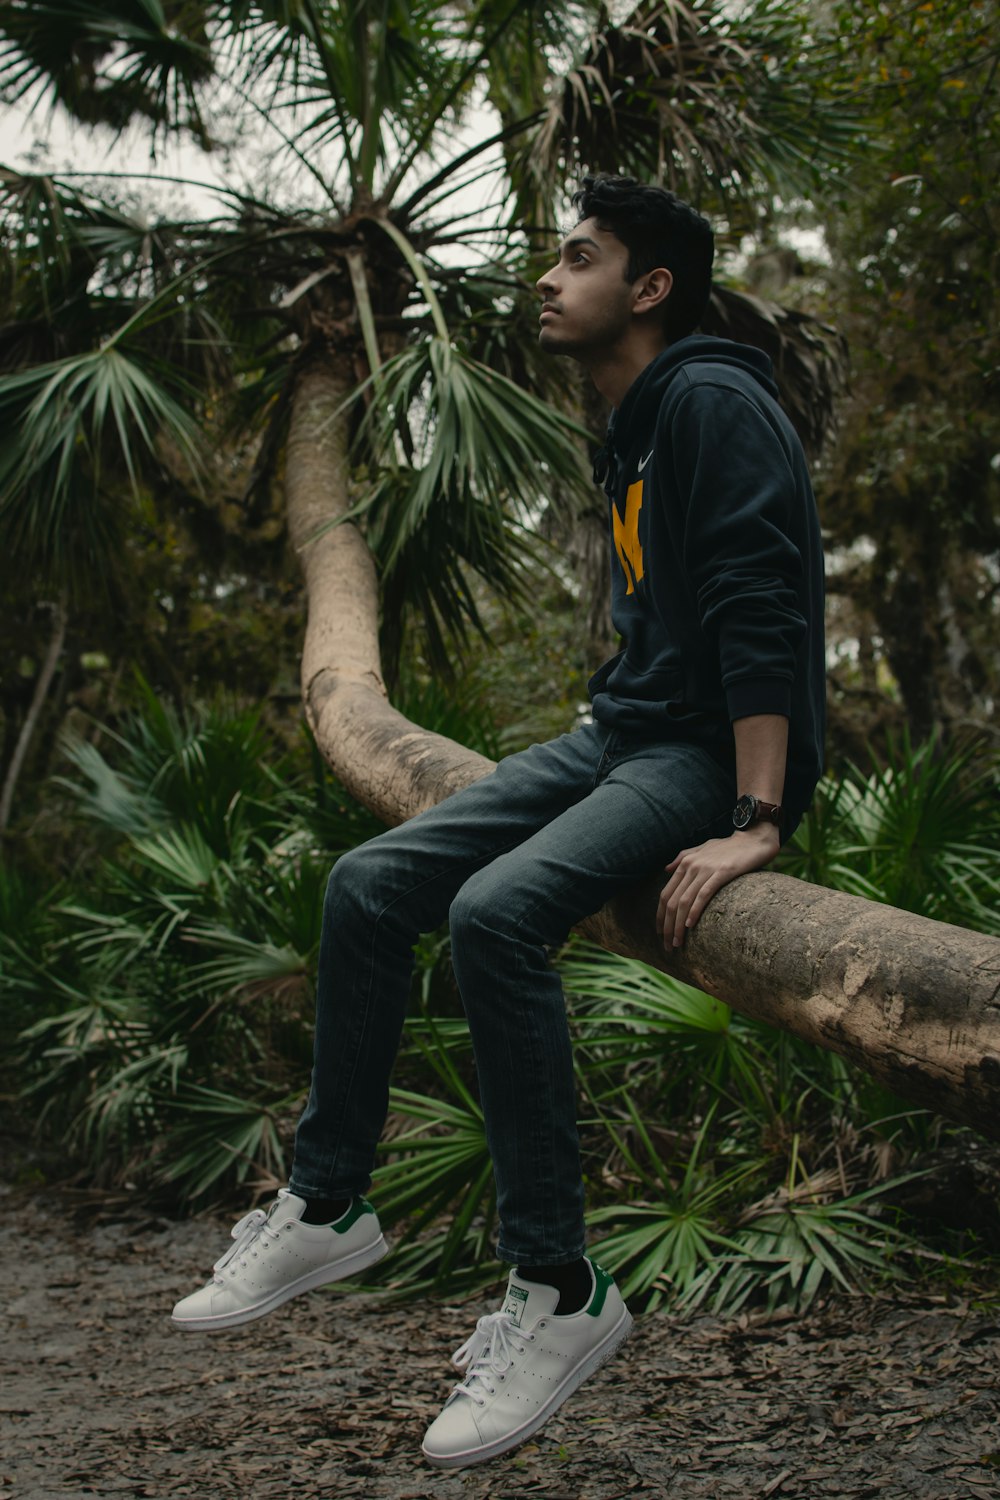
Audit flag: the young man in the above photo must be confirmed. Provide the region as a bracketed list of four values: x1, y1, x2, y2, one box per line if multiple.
[171, 175, 825, 1469]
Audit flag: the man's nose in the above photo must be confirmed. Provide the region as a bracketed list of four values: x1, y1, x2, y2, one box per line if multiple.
[536, 264, 559, 295]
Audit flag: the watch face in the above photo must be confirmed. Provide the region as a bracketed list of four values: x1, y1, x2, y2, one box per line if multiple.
[733, 794, 757, 829]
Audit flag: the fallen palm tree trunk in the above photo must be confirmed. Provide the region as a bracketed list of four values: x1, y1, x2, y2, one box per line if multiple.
[583, 874, 1000, 1141]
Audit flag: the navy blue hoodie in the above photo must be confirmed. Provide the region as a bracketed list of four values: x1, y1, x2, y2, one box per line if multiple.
[589, 334, 825, 821]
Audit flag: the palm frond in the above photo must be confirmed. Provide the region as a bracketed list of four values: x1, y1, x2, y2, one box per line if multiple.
[687, 1175, 912, 1318]
[0, 0, 214, 139]
[779, 732, 1000, 933]
[529, 0, 859, 211]
[361, 336, 589, 538]
[585, 1103, 754, 1306]
[559, 939, 764, 1102]
[341, 330, 591, 669]
[0, 341, 203, 582]
[59, 683, 276, 853]
[160, 1083, 293, 1199]
[704, 283, 848, 458]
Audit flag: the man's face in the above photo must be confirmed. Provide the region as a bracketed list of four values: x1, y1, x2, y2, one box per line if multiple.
[535, 217, 635, 359]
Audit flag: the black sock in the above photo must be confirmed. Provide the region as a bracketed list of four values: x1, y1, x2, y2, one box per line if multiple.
[301, 1196, 351, 1225]
[516, 1257, 592, 1315]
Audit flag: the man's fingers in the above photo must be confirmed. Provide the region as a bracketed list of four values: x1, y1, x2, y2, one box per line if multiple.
[659, 846, 732, 947]
[684, 871, 724, 928]
[672, 875, 706, 946]
[660, 862, 700, 948]
[658, 829, 782, 949]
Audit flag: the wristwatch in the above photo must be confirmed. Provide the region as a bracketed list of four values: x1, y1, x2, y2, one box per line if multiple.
[732, 793, 783, 830]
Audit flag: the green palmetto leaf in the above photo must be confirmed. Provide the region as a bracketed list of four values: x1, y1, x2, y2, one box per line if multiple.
[377, 0, 569, 206]
[77, 1038, 189, 1154]
[10, 346, 200, 483]
[0, 342, 203, 581]
[693, 1192, 904, 1318]
[778, 773, 887, 899]
[0, 168, 102, 340]
[159, 1083, 294, 1198]
[849, 733, 1000, 926]
[342, 325, 591, 668]
[326, 0, 456, 191]
[585, 1105, 757, 1307]
[46, 900, 190, 970]
[17, 984, 143, 1050]
[59, 681, 277, 853]
[130, 822, 223, 890]
[372, 1088, 494, 1255]
[366, 1008, 496, 1285]
[181, 927, 308, 997]
[356, 333, 590, 561]
[181, 852, 331, 994]
[393, 670, 502, 761]
[279, 745, 387, 858]
[779, 733, 1000, 933]
[15, 971, 161, 1139]
[561, 940, 732, 1037]
[217, 0, 472, 199]
[559, 940, 766, 1103]
[58, 738, 164, 841]
[587, 1199, 745, 1307]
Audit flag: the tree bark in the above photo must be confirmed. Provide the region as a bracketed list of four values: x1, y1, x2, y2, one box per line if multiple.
[286, 360, 493, 825]
[286, 357, 1000, 1144]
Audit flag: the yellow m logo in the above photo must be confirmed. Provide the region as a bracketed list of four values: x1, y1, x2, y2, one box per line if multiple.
[612, 480, 645, 594]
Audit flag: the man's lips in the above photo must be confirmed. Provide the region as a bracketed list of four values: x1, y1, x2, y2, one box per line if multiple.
[539, 306, 560, 322]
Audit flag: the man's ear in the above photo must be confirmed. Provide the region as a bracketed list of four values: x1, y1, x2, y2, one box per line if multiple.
[632, 266, 673, 317]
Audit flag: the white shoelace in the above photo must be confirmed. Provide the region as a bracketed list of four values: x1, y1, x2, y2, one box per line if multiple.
[449, 1313, 533, 1406]
[211, 1206, 278, 1282]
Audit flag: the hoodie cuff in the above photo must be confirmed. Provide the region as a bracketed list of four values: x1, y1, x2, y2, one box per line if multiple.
[726, 676, 793, 722]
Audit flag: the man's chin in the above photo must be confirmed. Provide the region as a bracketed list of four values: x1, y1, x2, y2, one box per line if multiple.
[538, 327, 580, 357]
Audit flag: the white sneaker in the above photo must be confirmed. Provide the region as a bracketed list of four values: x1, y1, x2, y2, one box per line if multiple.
[171, 1190, 388, 1331]
[421, 1259, 632, 1468]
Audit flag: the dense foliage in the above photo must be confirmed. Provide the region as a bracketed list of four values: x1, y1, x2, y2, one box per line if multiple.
[2, 692, 997, 1312]
[813, 0, 999, 752]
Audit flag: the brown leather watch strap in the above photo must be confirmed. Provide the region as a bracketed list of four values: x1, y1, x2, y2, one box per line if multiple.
[732, 794, 783, 829]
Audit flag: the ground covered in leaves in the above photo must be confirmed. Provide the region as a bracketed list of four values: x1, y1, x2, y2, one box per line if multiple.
[2, 1186, 999, 1500]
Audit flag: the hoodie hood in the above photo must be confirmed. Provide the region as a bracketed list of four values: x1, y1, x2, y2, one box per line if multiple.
[595, 336, 779, 489]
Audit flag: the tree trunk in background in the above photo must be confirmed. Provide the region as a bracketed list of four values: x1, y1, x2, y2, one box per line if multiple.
[0, 593, 67, 833]
[287, 357, 1000, 1145]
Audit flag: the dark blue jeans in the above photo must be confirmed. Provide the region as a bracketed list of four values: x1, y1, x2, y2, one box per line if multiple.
[289, 722, 735, 1264]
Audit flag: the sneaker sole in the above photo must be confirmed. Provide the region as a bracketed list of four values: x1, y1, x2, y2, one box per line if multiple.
[170, 1232, 389, 1332]
[421, 1303, 634, 1469]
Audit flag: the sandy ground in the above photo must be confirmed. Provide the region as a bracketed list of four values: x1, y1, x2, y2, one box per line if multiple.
[2, 1186, 999, 1500]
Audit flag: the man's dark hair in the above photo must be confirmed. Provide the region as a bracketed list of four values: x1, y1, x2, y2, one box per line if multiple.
[571, 174, 714, 341]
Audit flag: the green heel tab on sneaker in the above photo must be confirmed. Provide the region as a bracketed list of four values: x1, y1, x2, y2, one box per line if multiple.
[585, 1260, 614, 1318]
[332, 1197, 376, 1233]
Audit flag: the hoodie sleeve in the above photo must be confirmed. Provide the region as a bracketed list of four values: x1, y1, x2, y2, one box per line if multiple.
[664, 379, 808, 721]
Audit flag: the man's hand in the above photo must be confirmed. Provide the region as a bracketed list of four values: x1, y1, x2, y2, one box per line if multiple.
[657, 823, 781, 949]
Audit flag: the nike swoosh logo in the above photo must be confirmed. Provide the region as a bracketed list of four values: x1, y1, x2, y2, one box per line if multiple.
[637, 450, 653, 471]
